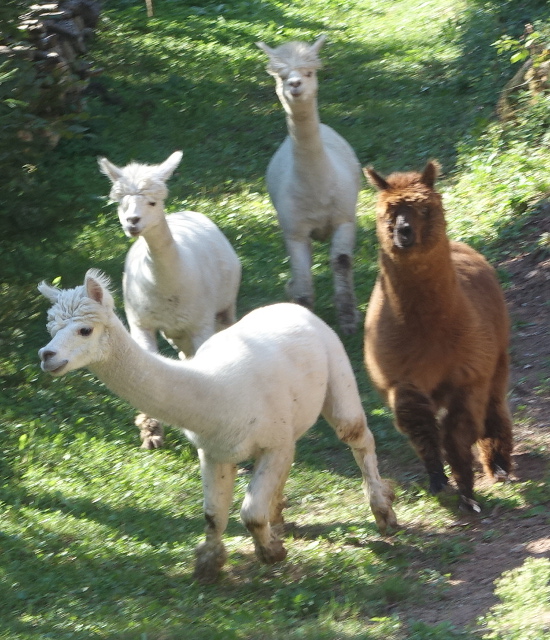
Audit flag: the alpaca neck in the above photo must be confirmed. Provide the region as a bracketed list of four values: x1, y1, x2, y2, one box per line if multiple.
[89, 316, 213, 434]
[284, 97, 330, 181]
[139, 206, 181, 282]
[380, 239, 459, 327]
[285, 97, 322, 144]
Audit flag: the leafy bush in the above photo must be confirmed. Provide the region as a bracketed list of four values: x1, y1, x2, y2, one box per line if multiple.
[480, 557, 550, 640]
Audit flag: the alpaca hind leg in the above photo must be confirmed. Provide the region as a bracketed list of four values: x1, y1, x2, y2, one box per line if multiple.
[241, 448, 294, 565]
[478, 401, 513, 481]
[331, 222, 359, 335]
[194, 451, 237, 583]
[269, 472, 290, 538]
[478, 359, 513, 481]
[285, 238, 314, 310]
[322, 400, 396, 533]
[390, 384, 447, 494]
[442, 388, 486, 512]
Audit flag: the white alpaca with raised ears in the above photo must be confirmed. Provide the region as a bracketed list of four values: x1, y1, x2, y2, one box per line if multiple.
[256, 35, 362, 334]
[39, 270, 397, 583]
[98, 151, 241, 448]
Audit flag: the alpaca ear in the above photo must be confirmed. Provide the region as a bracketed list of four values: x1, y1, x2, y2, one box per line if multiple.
[310, 34, 327, 55]
[420, 160, 441, 188]
[84, 269, 112, 306]
[364, 167, 390, 191]
[98, 157, 123, 184]
[156, 151, 183, 182]
[38, 281, 60, 303]
[255, 41, 276, 57]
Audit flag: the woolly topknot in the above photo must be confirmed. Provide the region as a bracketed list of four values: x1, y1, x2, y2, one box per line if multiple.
[108, 163, 169, 203]
[257, 36, 327, 76]
[40, 269, 114, 337]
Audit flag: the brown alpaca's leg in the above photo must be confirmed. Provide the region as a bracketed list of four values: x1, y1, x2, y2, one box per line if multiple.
[441, 387, 486, 512]
[390, 384, 447, 494]
[478, 354, 514, 480]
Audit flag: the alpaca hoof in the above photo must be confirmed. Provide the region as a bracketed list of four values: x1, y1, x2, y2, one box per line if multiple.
[493, 465, 509, 482]
[193, 541, 227, 584]
[459, 496, 481, 514]
[255, 540, 287, 565]
[428, 471, 449, 495]
[370, 480, 398, 534]
[135, 414, 164, 449]
[373, 506, 398, 535]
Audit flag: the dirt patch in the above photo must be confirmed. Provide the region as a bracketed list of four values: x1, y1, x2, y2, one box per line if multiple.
[397, 204, 550, 631]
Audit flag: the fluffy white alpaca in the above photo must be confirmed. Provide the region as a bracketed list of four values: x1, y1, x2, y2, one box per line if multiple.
[38, 270, 397, 583]
[256, 35, 362, 334]
[98, 151, 241, 449]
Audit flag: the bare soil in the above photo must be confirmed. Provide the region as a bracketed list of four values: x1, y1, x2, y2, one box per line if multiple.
[401, 203, 550, 630]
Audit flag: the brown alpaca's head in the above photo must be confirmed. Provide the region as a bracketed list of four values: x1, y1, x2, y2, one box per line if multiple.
[364, 161, 447, 257]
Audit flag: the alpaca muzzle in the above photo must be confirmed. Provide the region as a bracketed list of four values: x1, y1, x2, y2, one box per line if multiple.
[393, 215, 415, 248]
[39, 347, 68, 374]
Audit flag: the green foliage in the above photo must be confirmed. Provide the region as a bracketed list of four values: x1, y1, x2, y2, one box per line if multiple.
[480, 557, 550, 640]
[492, 20, 550, 67]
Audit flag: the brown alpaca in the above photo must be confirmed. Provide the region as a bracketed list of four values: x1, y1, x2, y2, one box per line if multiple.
[363, 160, 513, 511]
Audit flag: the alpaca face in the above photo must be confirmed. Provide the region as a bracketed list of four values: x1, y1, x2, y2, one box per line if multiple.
[365, 162, 446, 257]
[116, 192, 164, 238]
[256, 36, 325, 108]
[98, 152, 183, 238]
[39, 316, 106, 376]
[38, 270, 113, 376]
[275, 66, 318, 105]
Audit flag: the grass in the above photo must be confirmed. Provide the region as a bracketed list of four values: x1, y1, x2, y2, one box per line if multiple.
[1, 0, 549, 638]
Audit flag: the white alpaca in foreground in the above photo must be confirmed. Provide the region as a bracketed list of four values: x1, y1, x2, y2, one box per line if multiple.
[98, 151, 241, 449]
[38, 270, 397, 583]
[256, 35, 362, 334]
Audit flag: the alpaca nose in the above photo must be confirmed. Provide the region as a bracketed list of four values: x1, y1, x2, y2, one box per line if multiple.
[39, 348, 56, 362]
[289, 78, 302, 88]
[127, 216, 141, 225]
[394, 216, 415, 248]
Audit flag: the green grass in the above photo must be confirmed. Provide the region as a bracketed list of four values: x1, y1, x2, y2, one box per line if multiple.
[1, 0, 549, 638]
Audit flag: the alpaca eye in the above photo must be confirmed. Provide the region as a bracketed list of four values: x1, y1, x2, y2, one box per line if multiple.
[305, 71, 313, 78]
[78, 327, 93, 337]
[421, 206, 430, 216]
[148, 201, 156, 207]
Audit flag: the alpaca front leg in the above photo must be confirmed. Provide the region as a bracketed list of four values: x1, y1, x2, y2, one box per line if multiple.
[390, 384, 447, 494]
[129, 324, 165, 448]
[241, 449, 294, 565]
[194, 451, 237, 583]
[442, 386, 488, 512]
[285, 238, 314, 310]
[331, 222, 359, 335]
